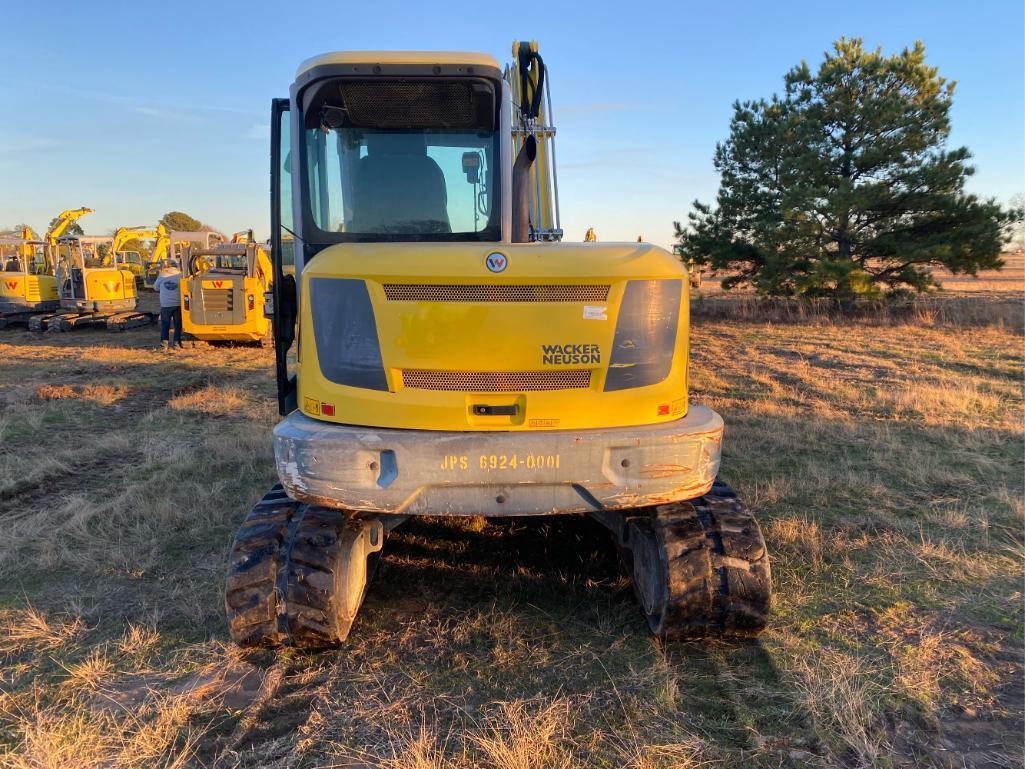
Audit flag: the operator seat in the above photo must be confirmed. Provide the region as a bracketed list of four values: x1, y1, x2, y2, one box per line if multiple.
[350, 133, 450, 234]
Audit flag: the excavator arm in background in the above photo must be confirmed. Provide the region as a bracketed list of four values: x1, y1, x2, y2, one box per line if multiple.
[149, 225, 170, 266]
[16, 227, 40, 260]
[145, 229, 226, 289]
[107, 224, 171, 270]
[110, 225, 158, 257]
[45, 208, 94, 247]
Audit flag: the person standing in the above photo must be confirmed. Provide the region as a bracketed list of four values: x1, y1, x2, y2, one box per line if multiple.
[153, 259, 184, 350]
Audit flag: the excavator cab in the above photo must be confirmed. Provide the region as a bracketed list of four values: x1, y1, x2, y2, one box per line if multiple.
[117, 251, 144, 280]
[180, 237, 272, 343]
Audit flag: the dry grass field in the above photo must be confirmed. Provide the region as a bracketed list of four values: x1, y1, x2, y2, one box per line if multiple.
[0, 295, 1022, 768]
[695, 252, 1025, 298]
[932, 253, 1025, 294]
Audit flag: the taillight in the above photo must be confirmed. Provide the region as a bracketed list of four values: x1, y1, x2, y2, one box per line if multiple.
[309, 278, 388, 391]
[183, 295, 190, 310]
[247, 294, 255, 311]
[603, 279, 681, 392]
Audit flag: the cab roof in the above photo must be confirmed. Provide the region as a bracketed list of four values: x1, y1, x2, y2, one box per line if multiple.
[295, 51, 501, 79]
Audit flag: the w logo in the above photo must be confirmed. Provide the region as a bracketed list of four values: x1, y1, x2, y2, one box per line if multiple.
[485, 252, 508, 273]
[213, 280, 224, 288]
[4, 281, 18, 290]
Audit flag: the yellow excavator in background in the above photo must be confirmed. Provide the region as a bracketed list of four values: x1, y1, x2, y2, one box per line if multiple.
[143, 230, 225, 289]
[30, 230, 154, 332]
[0, 208, 93, 328]
[110, 224, 169, 288]
[181, 230, 273, 344]
[0, 227, 56, 328]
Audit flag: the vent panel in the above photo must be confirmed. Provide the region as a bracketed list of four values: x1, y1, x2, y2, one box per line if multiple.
[401, 370, 592, 392]
[201, 288, 233, 312]
[340, 81, 481, 129]
[383, 284, 609, 303]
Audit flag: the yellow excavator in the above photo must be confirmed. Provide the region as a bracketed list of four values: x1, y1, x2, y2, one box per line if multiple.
[0, 208, 94, 328]
[0, 226, 56, 328]
[224, 43, 770, 648]
[143, 230, 225, 289]
[180, 231, 273, 344]
[109, 224, 169, 288]
[31, 230, 154, 332]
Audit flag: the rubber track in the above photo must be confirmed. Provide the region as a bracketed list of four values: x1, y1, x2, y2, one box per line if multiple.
[106, 311, 154, 332]
[47, 313, 111, 332]
[225, 485, 375, 648]
[635, 480, 771, 640]
[28, 313, 59, 331]
[224, 484, 294, 646]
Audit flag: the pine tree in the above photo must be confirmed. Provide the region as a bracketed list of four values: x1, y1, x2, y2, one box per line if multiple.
[678, 38, 1021, 298]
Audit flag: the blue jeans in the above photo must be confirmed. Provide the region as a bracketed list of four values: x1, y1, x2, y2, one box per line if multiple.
[160, 306, 182, 344]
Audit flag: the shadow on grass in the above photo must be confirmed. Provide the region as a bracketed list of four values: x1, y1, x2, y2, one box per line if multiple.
[329, 513, 819, 758]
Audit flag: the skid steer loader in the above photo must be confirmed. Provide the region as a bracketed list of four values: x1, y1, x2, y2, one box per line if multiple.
[225, 43, 771, 647]
[180, 233, 273, 344]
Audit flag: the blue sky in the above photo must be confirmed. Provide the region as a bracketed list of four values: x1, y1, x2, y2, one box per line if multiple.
[1, 0, 1022, 248]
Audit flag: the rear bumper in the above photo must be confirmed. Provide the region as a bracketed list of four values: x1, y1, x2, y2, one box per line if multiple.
[273, 406, 723, 516]
[182, 317, 265, 342]
[186, 329, 263, 342]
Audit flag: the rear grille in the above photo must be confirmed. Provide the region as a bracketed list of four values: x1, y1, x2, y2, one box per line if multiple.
[340, 80, 481, 129]
[383, 284, 610, 303]
[401, 370, 592, 392]
[202, 288, 233, 312]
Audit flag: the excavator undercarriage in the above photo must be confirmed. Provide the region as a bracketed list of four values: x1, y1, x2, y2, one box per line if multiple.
[226, 480, 770, 647]
[28, 308, 154, 332]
